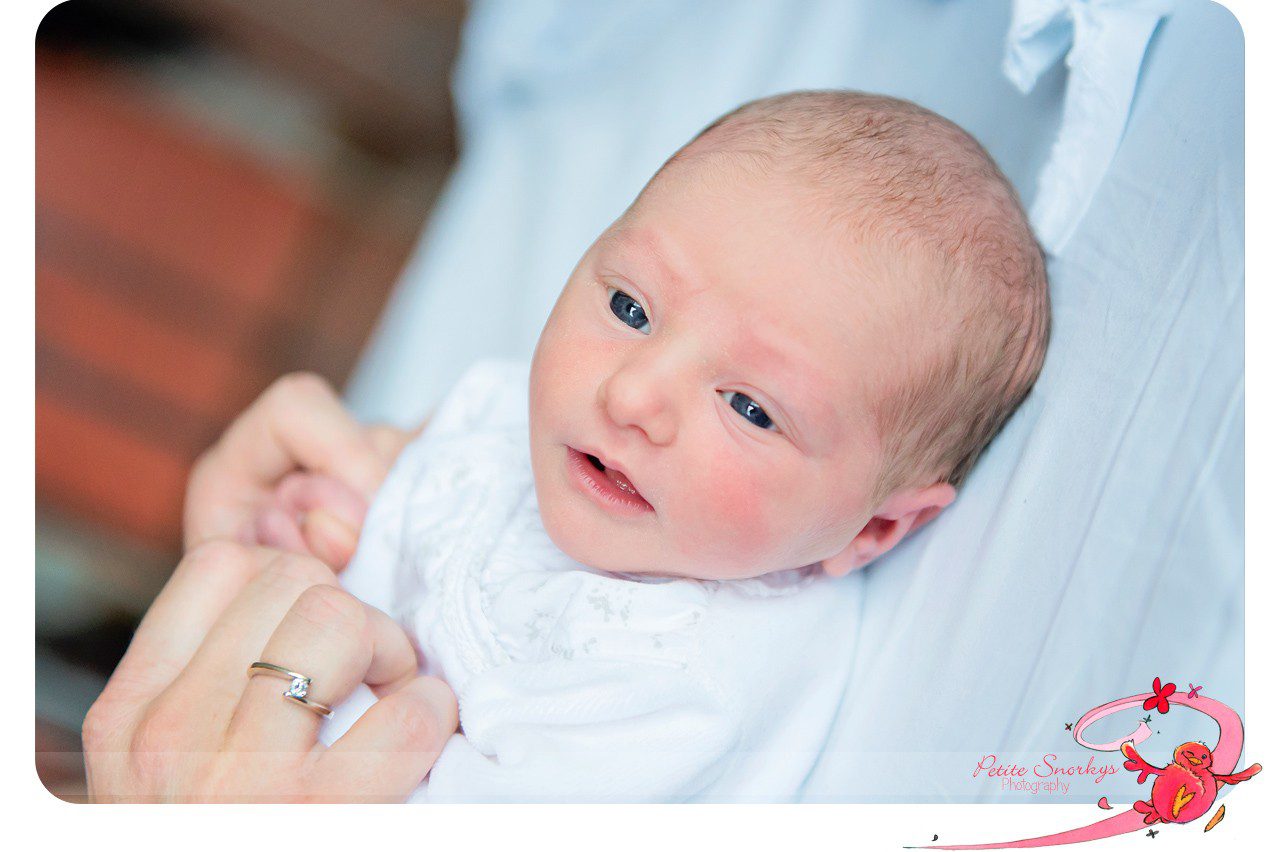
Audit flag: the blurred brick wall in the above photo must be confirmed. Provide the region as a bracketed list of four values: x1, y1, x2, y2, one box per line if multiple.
[37, 54, 312, 549]
[36, 51, 443, 554]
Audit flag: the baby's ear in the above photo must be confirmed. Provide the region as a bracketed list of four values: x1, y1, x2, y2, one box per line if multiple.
[819, 482, 956, 577]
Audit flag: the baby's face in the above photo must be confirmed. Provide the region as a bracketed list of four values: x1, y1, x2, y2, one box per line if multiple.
[529, 160, 906, 580]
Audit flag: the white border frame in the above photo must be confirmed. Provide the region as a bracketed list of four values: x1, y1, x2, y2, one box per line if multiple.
[7, 1, 1271, 849]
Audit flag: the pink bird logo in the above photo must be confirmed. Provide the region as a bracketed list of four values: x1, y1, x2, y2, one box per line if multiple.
[1122, 739, 1261, 825]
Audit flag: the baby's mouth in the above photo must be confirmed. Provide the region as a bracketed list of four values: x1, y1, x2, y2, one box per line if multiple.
[566, 446, 653, 515]
[585, 453, 642, 496]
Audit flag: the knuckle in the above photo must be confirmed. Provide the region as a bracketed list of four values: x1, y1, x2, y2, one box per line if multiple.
[365, 423, 406, 449]
[262, 551, 335, 591]
[293, 583, 366, 634]
[185, 447, 217, 487]
[268, 371, 332, 406]
[364, 424, 397, 442]
[127, 703, 186, 777]
[363, 424, 412, 466]
[182, 539, 254, 579]
[177, 537, 257, 583]
[80, 698, 117, 753]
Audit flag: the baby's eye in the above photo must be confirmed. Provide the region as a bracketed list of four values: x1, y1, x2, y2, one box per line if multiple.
[608, 288, 651, 334]
[720, 390, 775, 430]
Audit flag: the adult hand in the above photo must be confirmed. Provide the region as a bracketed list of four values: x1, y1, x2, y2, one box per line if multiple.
[184, 373, 415, 569]
[83, 542, 457, 802]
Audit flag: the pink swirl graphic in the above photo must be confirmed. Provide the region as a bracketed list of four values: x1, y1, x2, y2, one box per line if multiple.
[1072, 694, 1153, 751]
[920, 690, 1247, 849]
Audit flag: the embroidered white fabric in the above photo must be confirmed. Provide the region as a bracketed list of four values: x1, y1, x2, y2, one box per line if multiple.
[322, 358, 865, 802]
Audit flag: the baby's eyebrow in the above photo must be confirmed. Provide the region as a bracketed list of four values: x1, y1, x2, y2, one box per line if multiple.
[733, 327, 837, 450]
[602, 227, 690, 293]
[604, 226, 837, 451]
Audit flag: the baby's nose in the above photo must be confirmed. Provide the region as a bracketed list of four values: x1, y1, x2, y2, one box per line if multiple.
[599, 369, 677, 446]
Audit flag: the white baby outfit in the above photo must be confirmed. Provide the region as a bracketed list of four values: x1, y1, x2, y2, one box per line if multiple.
[321, 359, 865, 802]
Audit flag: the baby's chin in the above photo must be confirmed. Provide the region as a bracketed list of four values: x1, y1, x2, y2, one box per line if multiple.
[536, 501, 793, 581]
[536, 497, 653, 575]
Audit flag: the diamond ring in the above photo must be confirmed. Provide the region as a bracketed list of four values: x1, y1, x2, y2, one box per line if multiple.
[247, 661, 334, 718]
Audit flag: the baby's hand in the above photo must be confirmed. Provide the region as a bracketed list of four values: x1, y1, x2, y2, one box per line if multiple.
[185, 373, 418, 570]
[253, 471, 370, 569]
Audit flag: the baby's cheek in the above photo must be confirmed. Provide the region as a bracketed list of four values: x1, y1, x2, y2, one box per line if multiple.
[681, 452, 777, 567]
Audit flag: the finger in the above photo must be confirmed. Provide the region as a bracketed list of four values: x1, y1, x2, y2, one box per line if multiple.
[226, 373, 389, 498]
[274, 472, 366, 568]
[225, 585, 417, 753]
[253, 506, 309, 554]
[301, 508, 359, 570]
[365, 423, 417, 464]
[275, 472, 367, 531]
[312, 676, 457, 802]
[185, 374, 387, 548]
[182, 452, 264, 550]
[261, 473, 366, 567]
[100, 541, 265, 707]
[156, 550, 342, 740]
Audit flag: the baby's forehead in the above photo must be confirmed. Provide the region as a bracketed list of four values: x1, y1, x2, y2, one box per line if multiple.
[614, 170, 926, 332]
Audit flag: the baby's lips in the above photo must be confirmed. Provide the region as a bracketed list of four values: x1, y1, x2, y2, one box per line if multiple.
[603, 463, 642, 497]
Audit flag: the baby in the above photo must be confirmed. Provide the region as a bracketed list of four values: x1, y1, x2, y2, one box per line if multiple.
[315, 90, 1050, 801]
